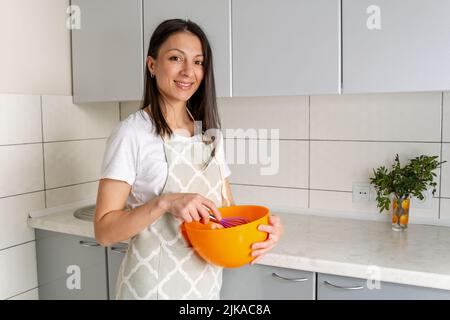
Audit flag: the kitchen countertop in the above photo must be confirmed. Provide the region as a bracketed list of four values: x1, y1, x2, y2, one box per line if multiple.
[28, 201, 450, 291]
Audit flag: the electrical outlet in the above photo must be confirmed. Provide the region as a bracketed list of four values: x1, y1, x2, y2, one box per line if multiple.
[352, 182, 370, 202]
[410, 188, 433, 209]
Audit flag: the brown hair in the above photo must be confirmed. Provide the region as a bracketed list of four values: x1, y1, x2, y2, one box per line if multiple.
[141, 19, 221, 143]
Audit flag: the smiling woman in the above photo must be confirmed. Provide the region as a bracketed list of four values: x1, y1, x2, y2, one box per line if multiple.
[94, 19, 283, 300]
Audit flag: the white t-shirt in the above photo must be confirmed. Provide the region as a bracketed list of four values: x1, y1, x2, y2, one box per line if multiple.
[100, 109, 231, 209]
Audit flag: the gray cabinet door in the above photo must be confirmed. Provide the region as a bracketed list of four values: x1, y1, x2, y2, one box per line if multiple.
[143, 0, 231, 97]
[318, 273, 450, 300]
[106, 243, 128, 300]
[35, 229, 107, 300]
[343, 0, 450, 93]
[232, 0, 341, 97]
[221, 264, 315, 300]
[71, 0, 143, 103]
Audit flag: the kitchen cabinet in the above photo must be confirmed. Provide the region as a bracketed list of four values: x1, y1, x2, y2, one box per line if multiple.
[342, 0, 450, 93]
[35, 229, 108, 300]
[70, 0, 144, 103]
[220, 264, 315, 300]
[143, 0, 231, 98]
[231, 0, 341, 97]
[317, 273, 450, 300]
[106, 243, 128, 300]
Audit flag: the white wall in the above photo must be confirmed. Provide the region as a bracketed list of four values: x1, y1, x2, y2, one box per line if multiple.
[217, 93, 450, 224]
[0, 0, 119, 300]
[0, 0, 71, 95]
[120, 93, 450, 225]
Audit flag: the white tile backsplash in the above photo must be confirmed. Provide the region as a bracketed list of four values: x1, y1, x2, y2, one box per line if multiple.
[441, 198, 450, 220]
[227, 140, 309, 188]
[310, 189, 384, 214]
[0, 192, 45, 250]
[0, 94, 42, 145]
[310, 141, 441, 193]
[443, 92, 450, 142]
[231, 184, 308, 212]
[120, 101, 141, 120]
[7, 288, 39, 300]
[0, 242, 38, 300]
[42, 95, 119, 141]
[218, 96, 309, 139]
[441, 143, 450, 198]
[0, 144, 44, 198]
[310, 189, 439, 222]
[44, 139, 107, 189]
[46, 181, 99, 207]
[310, 92, 442, 141]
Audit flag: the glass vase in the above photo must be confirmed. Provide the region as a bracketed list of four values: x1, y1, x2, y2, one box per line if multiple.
[391, 197, 410, 231]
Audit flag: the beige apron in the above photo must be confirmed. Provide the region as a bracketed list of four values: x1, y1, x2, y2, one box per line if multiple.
[115, 114, 228, 300]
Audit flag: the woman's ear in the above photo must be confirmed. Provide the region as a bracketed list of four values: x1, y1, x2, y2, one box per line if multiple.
[147, 56, 156, 75]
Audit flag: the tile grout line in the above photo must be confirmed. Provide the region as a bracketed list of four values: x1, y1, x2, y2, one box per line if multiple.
[4, 286, 39, 300]
[0, 190, 45, 201]
[308, 95, 311, 209]
[223, 138, 443, 143]
[438, 92, 444, 219]
[229, 0, 233, 97]
[40, 96, 47, 208]
[0, 181, 100, 201]
[0, 240, 35, 253]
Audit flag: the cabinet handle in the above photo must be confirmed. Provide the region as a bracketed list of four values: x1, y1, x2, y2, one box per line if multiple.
[79, 240, 100, 247]
[323, 280, 364, 290]
[272, 272, 308, 282]
[111, 246, 128, 254]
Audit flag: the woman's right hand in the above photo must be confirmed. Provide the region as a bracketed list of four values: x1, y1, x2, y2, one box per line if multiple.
[161, 193, 222, 224]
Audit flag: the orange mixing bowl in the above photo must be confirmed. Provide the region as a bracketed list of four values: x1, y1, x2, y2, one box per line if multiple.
[183, 205, 269, 268]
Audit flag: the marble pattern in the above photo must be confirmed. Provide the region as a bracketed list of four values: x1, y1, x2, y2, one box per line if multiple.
[28, 204, 450, 291]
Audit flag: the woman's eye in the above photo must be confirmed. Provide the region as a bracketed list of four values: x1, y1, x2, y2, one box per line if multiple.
[195, 61, 204, 66]
[169, 56, 182, 62]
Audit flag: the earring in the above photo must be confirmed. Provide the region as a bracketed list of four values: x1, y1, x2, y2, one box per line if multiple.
[150, 73, 154, 78]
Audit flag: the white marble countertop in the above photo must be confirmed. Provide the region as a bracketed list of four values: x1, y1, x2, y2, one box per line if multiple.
[28, 201, 450, 291]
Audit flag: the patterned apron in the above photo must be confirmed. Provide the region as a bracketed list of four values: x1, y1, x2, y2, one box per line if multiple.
[115, 118, 228, 300]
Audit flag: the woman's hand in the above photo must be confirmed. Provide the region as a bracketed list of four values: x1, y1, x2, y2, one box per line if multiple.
[250, 214, 284, 265]
[162, 193, 222, 224]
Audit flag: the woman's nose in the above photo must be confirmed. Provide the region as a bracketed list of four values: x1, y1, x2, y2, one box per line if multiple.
[181, 61, 194, 77]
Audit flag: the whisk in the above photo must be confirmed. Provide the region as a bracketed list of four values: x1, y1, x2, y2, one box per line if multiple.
[208, 213, 249, 228]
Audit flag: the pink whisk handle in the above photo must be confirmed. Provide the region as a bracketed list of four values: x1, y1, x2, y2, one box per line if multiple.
[208, 214, 249, 228]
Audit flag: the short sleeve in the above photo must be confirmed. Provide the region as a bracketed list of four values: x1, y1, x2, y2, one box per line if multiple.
[100, 121, 139, 186]
[215, 132, 231, 179]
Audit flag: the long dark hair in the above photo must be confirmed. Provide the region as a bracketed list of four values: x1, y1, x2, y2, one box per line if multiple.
[141, 19, 221, 145]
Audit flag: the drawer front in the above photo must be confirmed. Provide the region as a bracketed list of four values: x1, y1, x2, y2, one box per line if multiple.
[107, 243, 128, 300]
[35, 229, 107, 300]
[221, 264, 315, 300]
[318, 273, 450, 300]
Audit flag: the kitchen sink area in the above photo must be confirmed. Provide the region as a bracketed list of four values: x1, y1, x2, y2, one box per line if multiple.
[73, 205, 96, 222]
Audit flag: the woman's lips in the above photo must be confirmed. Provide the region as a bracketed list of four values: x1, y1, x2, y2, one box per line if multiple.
[174, 80, 194, 90]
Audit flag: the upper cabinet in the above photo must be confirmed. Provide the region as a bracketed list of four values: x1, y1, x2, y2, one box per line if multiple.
[70, 0, 450, 102]
[143, 0, 232, 98]
[232, 0, 341, 97]
[342, 0, 450, 93]
[71, 0, 143, 103]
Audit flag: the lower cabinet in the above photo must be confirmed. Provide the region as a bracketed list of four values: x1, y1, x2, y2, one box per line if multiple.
[107, 243, 128, 300]
[317, 273, 450, 300]
[35, 229, 450, 300]
[220, 264, 315, 300]
[35, 229, 108, 300]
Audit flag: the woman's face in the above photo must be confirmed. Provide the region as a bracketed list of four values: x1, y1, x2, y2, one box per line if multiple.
[147, 31, 205, 105]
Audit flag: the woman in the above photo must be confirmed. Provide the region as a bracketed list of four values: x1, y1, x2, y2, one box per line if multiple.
[94, 19, 283, 300]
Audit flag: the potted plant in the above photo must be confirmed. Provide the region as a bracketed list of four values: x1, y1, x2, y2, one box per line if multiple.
[369, 154, 446, 231]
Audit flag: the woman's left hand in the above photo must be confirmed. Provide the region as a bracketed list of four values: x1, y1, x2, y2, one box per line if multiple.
[250, 214, 284, 265]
